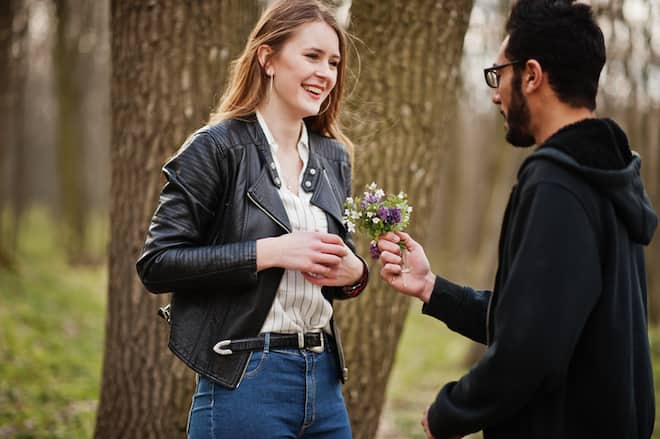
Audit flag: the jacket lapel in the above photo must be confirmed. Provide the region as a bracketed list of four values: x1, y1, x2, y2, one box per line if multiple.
[245, 116, 292, 233]
[244, 116, 346, 235]
[306, 146, 346, 233]
[247, 167, 292, 233]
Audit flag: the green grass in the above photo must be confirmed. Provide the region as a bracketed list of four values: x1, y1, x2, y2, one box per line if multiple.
[0, 209, 107, 438]
[382, 306, 483, 438]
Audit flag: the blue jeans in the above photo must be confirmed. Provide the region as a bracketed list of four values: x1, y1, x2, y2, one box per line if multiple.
[187, 334, 352, 439]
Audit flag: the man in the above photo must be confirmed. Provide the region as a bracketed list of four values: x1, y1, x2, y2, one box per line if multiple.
[378, 0, 657, 438]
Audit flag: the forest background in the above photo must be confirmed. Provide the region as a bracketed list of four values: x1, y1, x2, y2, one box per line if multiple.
[1, 0, 659, 438]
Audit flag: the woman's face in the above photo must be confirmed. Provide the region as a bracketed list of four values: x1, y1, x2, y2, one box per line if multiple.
[267, 21, 340, 120]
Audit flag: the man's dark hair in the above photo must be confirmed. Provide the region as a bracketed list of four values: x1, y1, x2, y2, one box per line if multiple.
[505, 0, 605, 110]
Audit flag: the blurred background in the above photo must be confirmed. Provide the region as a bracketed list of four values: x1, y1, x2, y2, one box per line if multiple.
[1, 0, 659, 437]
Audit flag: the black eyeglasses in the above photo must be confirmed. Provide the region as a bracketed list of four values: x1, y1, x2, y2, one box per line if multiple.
[483, 60, 522, 88]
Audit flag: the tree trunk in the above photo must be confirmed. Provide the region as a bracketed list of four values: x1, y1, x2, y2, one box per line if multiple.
[335, 1, 473, 437]
[54, 0, 89, 264]
[0, 0, 14, 268]
[95, 1, 260, 438]
[1, 0, 29, 264]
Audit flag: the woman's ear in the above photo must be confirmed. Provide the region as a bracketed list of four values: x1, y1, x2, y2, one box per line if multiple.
[257, 44, 274, 76]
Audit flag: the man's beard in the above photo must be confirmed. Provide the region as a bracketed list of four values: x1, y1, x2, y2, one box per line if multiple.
[505, 73, 535, 147]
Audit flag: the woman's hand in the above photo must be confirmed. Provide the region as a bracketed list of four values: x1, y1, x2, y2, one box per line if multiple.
[378, 231, 435, 303]
[257, 231, 347, 275]
[302, 246, 364, 287]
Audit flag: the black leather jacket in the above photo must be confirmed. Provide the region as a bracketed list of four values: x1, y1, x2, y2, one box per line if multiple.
[136, 115, 365, 388]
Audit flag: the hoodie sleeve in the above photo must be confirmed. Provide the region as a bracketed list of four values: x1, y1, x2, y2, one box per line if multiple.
[427, 182, 602, 438]
[421, 276, 491, 345]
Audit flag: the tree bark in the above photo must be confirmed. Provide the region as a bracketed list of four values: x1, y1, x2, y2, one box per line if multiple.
[54, 0, 89, 264]
[335, 1, 473, 437]
[0, 0, 14, 268]
[95, 1, 260, 438]
[1, 0, 29, 265]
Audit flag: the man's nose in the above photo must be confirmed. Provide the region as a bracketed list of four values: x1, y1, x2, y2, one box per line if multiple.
[491, 88, 501, 105]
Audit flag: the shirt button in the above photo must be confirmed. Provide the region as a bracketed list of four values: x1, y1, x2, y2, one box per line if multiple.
[304, 181, 312, 188]
[309, 168, 316, 175]
[274, 177, 281, 186]
[270, 162, 276, 170]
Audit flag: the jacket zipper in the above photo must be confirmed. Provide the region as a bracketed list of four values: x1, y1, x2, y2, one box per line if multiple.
[235, 352, 252, 389]
[246, 191, 291, 233]
[485, 292, 493, 346]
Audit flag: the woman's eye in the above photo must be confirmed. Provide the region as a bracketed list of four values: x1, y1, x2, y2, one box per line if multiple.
[305, 53, 319, 60]
[329, 60, 339, 68]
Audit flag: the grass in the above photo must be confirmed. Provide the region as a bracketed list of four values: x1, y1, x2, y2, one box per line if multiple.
[1, 208, 659, 438]
[0, 209, 107, 438]
[381, 307, 483, 439]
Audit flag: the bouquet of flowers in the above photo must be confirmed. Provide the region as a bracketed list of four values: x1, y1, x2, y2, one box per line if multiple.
[343, 182, 413, 259]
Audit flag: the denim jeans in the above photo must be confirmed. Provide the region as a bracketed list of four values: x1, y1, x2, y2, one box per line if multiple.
[187, 333, 351, 439]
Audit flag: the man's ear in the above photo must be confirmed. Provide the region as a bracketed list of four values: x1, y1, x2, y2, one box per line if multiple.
[524, 59, 543, 93]
[257, 44, 274, 76]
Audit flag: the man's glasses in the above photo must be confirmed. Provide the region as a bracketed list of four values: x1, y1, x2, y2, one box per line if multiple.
[483, 60, 522, 88]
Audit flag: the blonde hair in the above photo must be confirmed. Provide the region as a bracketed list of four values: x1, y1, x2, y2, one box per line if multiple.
[208, 0, 353, 153]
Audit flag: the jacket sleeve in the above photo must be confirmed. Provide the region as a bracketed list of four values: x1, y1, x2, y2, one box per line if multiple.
[422, 276, 491, 345]
[427, 182, 602, 438]
[135, 131, 258, 294]
[324, 154, 369, 300]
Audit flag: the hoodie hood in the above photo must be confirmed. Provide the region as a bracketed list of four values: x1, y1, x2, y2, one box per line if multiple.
[521, 118, 657, 245]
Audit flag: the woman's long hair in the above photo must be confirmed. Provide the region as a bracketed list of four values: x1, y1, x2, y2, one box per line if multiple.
[208, 0, 353, 153]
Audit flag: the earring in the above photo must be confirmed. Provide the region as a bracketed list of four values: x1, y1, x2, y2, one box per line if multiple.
[268, 73, 274, 103]
[318, 93, 332, 115]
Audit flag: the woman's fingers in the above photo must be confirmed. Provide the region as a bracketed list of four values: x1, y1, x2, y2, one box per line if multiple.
[312, 253, 343, 267]
[303, 271, 334, 285]
[317, 232, 345, 245]
[318, 242, 348, 257]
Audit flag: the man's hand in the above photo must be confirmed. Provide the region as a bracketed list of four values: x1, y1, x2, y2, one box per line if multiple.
[421, 407, 437, 439]
[377, 231, 435, 303]
[422, 407, 463, 439]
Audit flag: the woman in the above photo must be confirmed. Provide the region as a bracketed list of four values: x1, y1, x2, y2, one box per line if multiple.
[135, 0, 368, 437]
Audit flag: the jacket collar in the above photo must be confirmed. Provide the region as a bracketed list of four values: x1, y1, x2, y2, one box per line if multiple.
[243, 115, 345, 233]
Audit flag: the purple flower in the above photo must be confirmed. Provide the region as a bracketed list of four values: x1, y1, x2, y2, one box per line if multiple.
[364, 193, 382, 204]
[388, 207, 402, 224]
[378, 207, 401, 225]
[369, 241, 381, 259]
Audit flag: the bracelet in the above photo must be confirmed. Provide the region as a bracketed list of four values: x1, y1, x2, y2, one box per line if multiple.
[342, 255, 369, 297]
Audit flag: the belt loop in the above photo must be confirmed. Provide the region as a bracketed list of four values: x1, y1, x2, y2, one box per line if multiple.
[263, 332, 270, 354]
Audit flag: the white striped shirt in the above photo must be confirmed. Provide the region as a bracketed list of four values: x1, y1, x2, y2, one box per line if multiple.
[256, 112, 333, 334]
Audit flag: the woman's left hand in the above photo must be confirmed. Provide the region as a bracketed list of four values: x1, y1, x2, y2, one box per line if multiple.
[302, 244, 363, 287]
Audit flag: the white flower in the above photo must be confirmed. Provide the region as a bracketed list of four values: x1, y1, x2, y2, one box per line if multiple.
[372, 217, 380, 224]
[352, 211, 360, 219]
[346, 197, 353, 204]
[398, 192, 405, 198]
[366, 212, 374, 218]
[407, 206, 413, 213]
[368, 182, 378, 191]
[375, 189, 385, 198]
[346, 221, 356, 233]
[344, 209, 350, 216]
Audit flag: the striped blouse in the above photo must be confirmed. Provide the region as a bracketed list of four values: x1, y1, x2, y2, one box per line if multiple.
[256, 111, 333, 334]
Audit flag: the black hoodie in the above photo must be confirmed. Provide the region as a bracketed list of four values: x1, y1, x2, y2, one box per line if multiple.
[424, 118, 657, 438]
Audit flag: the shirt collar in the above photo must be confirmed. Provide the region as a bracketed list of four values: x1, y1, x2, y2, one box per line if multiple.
[256, 110, 309, 167]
